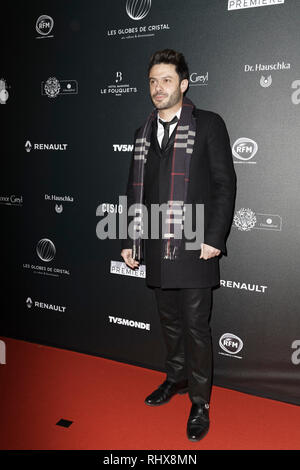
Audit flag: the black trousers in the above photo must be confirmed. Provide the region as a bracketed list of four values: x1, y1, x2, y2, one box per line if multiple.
[154, 287, 213, 405]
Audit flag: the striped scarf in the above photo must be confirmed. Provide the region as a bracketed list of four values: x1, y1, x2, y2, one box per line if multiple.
[131, 96, 196, 261]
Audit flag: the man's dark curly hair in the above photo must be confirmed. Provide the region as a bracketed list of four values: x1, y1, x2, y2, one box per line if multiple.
[148, 49, 190, 83]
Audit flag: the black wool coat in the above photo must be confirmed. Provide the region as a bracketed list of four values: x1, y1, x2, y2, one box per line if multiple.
[121, 107, 237, 288]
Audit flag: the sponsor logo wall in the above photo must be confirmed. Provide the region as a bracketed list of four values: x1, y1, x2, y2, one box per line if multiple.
[2, 0, 300, 405]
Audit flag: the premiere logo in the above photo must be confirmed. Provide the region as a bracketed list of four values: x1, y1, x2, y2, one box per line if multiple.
[228, 0, 285, 11]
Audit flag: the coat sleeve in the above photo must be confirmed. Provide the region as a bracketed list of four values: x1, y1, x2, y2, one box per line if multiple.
[120, 128, 139, 251]
[204, 113, 237, 255]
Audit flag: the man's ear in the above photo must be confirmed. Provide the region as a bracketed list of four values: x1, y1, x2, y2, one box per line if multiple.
[180, 78, 189, 94]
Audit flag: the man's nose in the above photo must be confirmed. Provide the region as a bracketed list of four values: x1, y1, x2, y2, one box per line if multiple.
[155, 81, 164, 92]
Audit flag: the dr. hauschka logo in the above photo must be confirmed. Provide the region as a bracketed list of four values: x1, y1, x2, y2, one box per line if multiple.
[0, 340, 6, 365]
[26, 296, 66, 313]
[189, 72, 208, 87]
[36, 238, 56, 262]
[100, 72, 137, 97]
[25, 140, 68, 152]
[41, 77, 78, 98]
[233, 208, 282, 232]
[219, 333, 243, 359]
[126, 0, 152, 20]
[228, 0, 285, 11]
[0, 78, 9, 104]
[245, 61, 290, 73]
[0, 194, 23, 206]
[260, 75, 272, 87]
[44, 194, 74, 215]
[291, 340, 300, 365]
[35, 15, 54, 38]
[244, 61, 290, 87]
[232, 138, 258, 164]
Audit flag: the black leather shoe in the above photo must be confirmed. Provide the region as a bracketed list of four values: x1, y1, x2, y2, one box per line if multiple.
[186, 403, 210, 441]
[144, 379, 188, 406]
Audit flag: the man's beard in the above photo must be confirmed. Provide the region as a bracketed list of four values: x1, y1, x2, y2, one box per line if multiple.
[151, 86, 181, 110]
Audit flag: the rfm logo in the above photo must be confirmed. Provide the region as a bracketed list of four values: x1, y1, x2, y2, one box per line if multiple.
[0, 340, 6, 364]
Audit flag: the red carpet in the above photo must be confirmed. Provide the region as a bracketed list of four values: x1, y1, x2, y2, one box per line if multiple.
[0, 336, 299, 450]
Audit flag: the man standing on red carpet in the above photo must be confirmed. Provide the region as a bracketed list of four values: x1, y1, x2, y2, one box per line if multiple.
[121, 49, 236, 441]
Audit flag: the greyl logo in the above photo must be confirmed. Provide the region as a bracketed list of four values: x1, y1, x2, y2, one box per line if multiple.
[189, 72, 208, 86]
[0, 340, 6, 364]
[0, 194, 23, 206]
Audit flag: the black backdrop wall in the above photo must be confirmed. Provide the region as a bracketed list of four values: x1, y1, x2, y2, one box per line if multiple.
[1, 0, 300, 405]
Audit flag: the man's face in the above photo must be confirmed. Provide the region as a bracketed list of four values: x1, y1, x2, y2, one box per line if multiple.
[149, 63, 187, 110]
